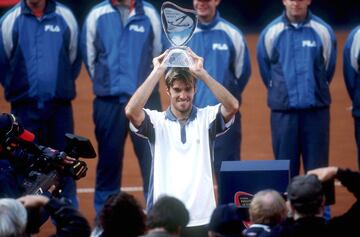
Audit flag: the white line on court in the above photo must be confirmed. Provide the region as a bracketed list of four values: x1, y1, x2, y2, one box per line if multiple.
[77, 186, 143, 193]
[77, 182, 342, 194]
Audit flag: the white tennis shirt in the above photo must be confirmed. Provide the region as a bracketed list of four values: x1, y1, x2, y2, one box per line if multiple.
[130, 104, 234, 226]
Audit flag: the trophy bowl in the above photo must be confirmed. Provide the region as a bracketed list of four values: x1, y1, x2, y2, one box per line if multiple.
[161, 1, 198, 68]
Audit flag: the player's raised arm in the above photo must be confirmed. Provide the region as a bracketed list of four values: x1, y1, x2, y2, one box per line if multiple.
[125, 51, 168, 127]
[187, 48, 239, 122]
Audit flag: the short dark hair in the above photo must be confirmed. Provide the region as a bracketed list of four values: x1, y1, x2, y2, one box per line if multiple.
[147, 195, 189, 234]
[165, 67, 196, 89]
[208, 203, 245, 237]
[287, 174, 324, 216]
[99, 192, 146, 237]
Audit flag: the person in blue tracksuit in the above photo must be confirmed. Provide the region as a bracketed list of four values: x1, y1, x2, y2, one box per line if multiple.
[0, 0, 81, 207]
[80, 0, 163, 214]
[343, 26, 360, 170]
[257, 0, 337, 177]
[184, 0, 251, 183]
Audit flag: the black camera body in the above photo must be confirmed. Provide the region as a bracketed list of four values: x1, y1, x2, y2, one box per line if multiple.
[1, 131, 96, 196]
[322, 179, 336, 205]
[22, 133, 96, 195]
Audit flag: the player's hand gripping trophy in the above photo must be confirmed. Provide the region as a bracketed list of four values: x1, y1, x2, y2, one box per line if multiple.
[161, 1, 198, 67]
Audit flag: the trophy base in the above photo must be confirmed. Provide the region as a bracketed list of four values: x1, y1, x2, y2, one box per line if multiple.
[163, 47, 194, 68]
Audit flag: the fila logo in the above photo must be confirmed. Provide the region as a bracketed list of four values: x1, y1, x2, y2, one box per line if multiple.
[302, 40, 316, 47]
[212, 43, 228, 51]
[129, 24, 145, 33]
[44, 24, 60, 32]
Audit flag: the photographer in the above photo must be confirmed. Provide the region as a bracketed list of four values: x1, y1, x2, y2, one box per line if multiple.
[0, 112, 78, 198]
[0, 113, 96, 197]
[0, 112, 33, 198]
[0, 195, 90, 237]
[268, 167, 360, 237]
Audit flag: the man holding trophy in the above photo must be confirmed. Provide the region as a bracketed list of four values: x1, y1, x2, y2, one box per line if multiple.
[125, 4, 238, 236]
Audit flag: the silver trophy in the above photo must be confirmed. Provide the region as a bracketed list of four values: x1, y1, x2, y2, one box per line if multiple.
[161, 1, 198, 67]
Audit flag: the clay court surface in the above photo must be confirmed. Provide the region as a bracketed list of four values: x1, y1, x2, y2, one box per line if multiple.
[0, 31, 358, 236]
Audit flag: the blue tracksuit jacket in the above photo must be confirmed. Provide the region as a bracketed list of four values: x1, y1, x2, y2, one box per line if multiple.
[257, 12, 336, 111]
[186, 12, 251, 106]
[343, 25, 360, 117]
[0, 0, 80, 103]
[80, 0, 162, 102]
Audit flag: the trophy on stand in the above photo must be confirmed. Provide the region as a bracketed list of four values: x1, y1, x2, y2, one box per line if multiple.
[161, 1, 198, 67]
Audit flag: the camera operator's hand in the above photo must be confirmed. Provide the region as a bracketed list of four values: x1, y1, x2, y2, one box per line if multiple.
[18, 194, 91, 237]
[62, 155, 76, 166]
[41, 146, 75, 168]
[307, 166, 339, 182]
[17, 195, 49, 208]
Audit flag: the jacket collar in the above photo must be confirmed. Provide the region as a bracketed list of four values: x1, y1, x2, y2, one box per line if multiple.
[282, 10, 312, 27]
[165, 106, 198, 122]
[21, 0, 56, 16]
[109, 0, 144, 16]
[197, 11, 221, 30]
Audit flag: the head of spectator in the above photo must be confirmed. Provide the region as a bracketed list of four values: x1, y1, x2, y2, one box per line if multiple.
[146, 195, 189, 235]
[249, 189, 288, 227]
[98, 192, 146, 237]
[287, 174, 324, 219]
[0, 198, 27, 237]
[25, 0, 47, 14]
[193, 0, 221, 23]
[208, 203, 245, 237]
[283, 0, 311, 23]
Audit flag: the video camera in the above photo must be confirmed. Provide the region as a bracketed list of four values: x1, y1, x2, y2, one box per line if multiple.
[0, 113, 96, 196]
[20, 133, 96, 195]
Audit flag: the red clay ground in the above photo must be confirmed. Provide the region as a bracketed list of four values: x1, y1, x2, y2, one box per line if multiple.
[0, 31, 357, 236]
